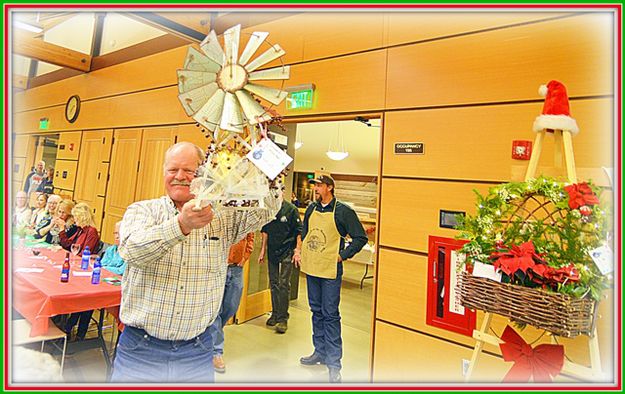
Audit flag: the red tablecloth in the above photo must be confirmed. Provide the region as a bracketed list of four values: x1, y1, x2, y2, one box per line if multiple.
[12, 248, 122, 337]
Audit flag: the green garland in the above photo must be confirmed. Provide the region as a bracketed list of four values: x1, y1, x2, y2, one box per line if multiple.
[456, 176, 611, 301]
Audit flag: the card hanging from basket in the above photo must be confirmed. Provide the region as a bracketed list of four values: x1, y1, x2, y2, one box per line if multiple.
[177, 24, 293, 210]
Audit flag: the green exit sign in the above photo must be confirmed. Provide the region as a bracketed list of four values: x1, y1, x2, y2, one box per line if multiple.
[286, 86, 314, 110]
[39, 117, 49, 130]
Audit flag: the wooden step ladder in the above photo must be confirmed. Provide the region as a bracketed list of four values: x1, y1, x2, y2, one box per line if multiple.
[464, 128, 605, 382]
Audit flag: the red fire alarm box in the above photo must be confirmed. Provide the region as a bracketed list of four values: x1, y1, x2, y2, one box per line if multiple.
[512, 140, 532, 160]
[426, 236, 476, 336]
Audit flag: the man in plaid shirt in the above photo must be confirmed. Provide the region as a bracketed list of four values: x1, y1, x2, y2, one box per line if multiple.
[111, 142, 281, 383]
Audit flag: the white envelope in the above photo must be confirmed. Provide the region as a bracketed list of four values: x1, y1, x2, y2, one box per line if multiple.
[472, 261, 502, 282]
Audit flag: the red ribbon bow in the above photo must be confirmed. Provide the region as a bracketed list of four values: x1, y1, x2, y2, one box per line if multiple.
[499, 325, 564, 382]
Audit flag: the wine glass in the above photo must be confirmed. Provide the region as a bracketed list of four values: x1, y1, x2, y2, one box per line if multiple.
[70, 243, 81, 265]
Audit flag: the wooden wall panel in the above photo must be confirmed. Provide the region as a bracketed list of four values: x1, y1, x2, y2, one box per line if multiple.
[176, 123, 211, 150]
[382, 99, 613, 181]
[135, 127, 176, 202]
[56, 131, 82, 160]
[378, 179, 490, 253]
[372, 321, 509, 382]
[386, 14, 613, 109]
[275, 50, 387, 116]
[53, 160, 78, 191]
[13, 46, 188, 112]
[12, 157, 27, 187]
[241, 16, 305, 66]
[12, 134, 31, 157]
[385, 12, 569, 46]
[14, 86, 189, 134]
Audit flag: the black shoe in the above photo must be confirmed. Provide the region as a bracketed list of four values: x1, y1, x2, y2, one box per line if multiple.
[300, 352, 325, 366]
[328, 367, 342, 383]
[275, 321, 287, 334]
[266, 315, 277, 327]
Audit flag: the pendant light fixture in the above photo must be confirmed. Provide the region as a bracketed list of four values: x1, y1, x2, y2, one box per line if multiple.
[326, 122, 349, 161]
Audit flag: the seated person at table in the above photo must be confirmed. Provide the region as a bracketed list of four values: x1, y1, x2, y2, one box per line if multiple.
[28, 193, 49, 229]
[100, 221, 127, 276]
[32, 195, 61, 240]
[61, 203, 101, 341]
[13, 191, 32, 229]
[59, 202, 100, 254]
[47, 199, 77, 245]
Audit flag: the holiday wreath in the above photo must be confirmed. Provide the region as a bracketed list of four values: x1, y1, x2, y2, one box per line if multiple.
[455, 176, 611, 336]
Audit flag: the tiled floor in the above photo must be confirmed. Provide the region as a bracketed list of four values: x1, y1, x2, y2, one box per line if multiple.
[14, 260, 374, 385]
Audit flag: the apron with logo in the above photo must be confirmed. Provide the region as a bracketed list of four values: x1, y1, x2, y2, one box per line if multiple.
[301, 204, 341, 279]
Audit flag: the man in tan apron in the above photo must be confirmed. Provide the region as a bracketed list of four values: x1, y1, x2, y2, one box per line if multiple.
[293, 174, 368, 383]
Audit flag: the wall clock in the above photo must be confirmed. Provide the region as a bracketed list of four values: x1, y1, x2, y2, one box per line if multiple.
[65, 95, 81, 123]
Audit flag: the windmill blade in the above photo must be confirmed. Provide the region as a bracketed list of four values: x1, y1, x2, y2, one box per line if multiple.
[177, 70, 217, 93]
[248, 65, 290, 81]
[220, 93, 245, 133]
[182, 47, 221, 73]
[223, 24, 241, 66]
[235, 90, 272, 125]
[192, 89, 225, 132]
[244, 83, 288, 106]
[239, 31, 269, 66]
[178, 83, 219, 116]
[244, 44, 285, 72]
[200, 30, 226, 66]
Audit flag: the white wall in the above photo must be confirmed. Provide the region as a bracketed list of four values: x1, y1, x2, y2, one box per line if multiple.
[293, 119, 380, 176]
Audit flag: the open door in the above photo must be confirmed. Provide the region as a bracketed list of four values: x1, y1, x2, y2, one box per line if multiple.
[235, 230, 271, 323]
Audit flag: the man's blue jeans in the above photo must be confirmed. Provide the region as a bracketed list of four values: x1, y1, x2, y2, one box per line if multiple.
[306, 262, 343, 370]
[209, 265, 244, 356]
[110, 325, 215, 382]
[268, 252, 293, 322]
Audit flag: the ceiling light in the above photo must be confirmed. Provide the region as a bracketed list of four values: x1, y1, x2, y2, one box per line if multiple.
[14, 20, 43, 33]
[326, 151, 349, 161]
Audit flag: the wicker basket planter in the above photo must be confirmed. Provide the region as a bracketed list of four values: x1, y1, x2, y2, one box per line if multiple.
[459, 272, 597, 338]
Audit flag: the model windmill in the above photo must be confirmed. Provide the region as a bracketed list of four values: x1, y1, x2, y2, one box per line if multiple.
[177, 24, 292, 211]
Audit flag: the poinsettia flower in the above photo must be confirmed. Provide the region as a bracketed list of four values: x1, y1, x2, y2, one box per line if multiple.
[490, 241, 543, 276]
[564, 183, 600, 209]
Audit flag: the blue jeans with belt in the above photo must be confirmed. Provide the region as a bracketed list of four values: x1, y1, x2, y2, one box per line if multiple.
[209, 265, 244, 356]
[110, 325, 215, 383]
[306, 262, 343, 370]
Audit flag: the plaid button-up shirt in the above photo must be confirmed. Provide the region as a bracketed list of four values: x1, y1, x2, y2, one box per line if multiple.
[118, 196, 279, 341]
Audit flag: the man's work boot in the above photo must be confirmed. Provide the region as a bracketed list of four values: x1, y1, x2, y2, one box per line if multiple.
[328, 367, 342, 383]
[213, 355, 226, 374]
[299, 352, 325, 365]
[266, 315, 277, 327]
[275, 321, 287, 334]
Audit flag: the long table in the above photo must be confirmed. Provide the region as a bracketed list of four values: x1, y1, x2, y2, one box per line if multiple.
[12, 243, 122, 372]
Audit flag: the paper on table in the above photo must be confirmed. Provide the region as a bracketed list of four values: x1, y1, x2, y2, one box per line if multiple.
[15, 268, 44, 273]
[72, 271, 92, 277]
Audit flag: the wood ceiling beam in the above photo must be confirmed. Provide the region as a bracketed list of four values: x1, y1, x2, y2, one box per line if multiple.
[13, 74, 29, 90]
[13, 31, 92, 72]
[126, 12, 207, 43]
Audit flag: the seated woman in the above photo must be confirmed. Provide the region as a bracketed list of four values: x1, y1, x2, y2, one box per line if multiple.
[61, 203, 101, 341]
[28, 193, 49, 230]
[58, 202, 100, 254]
[32, 194, 61, 240]
[100, 221, 127, 276]
[46, 199, 77, 245]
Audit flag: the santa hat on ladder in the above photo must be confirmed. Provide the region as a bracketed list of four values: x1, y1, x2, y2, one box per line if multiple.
[533, 80, 579, 135]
